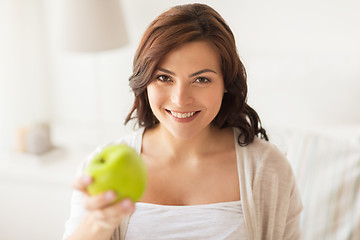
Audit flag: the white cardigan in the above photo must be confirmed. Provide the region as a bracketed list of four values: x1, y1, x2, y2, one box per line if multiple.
[63, 128, 303, 240]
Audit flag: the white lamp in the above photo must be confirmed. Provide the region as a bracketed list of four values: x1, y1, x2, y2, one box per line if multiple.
[62, 0, 128, 52]
[61, 0, 128, 143]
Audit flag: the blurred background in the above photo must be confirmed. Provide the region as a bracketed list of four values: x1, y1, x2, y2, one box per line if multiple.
[0, 0, 359, 239]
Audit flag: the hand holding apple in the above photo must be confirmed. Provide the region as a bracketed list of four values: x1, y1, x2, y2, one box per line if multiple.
[71, 175, 136, 233]
[85, 144, 147, 203]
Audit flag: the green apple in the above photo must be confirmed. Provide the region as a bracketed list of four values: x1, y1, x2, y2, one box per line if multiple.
[85, 144, 147, 202]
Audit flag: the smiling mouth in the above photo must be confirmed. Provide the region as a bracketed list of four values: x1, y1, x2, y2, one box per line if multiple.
[166, 110, 200, 119]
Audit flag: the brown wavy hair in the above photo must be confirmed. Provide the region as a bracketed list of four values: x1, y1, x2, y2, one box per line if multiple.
[125, 3, 268, 146]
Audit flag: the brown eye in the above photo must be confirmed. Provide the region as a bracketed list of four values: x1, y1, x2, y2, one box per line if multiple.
[157, 75, 171, 82]
[194, 77, 210, 83]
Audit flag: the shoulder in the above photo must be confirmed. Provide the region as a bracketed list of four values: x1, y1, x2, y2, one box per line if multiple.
[76, 128, 145, 176]
[234, 127, 295, 183]
[247, 137, 292, 174]
[244, 137, 299, 198]
[93, 128, 144, 158]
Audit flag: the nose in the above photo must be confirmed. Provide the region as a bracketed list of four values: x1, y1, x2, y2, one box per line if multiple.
[170, 82, 193, 107]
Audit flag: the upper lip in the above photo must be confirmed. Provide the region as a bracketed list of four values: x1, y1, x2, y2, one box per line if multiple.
[166, 109, 199, 113]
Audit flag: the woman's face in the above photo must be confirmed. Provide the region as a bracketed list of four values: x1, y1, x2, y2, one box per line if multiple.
[146, 40, 225, 139]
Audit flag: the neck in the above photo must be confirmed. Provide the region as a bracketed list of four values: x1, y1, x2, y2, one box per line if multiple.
[144, 124, 232, 162]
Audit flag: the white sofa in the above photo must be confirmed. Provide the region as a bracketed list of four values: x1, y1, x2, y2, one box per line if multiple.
[267, 125, 360, 240]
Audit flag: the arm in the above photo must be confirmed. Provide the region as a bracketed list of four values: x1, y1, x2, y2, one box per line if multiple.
[65, 176, 135, 240]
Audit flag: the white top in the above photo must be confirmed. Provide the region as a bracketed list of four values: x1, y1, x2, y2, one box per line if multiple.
[63, 128, 303, 240]
[126, 201, 247, 240]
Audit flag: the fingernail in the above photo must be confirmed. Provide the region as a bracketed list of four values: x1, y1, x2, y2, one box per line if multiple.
[82, 175, 92, 184]
[104, 191, 116, 201]
[121, 199, 133, 211]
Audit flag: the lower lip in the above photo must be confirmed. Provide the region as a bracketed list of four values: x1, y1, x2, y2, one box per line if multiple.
[166, 110, 200, 123]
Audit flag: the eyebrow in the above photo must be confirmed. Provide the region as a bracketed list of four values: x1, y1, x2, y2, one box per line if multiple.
[157, 68, 217, 77]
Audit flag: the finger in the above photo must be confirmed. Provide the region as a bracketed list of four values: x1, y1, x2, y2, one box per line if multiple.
[93, 198, 135, 221]
[72, 175, 93, 194]
[84, 190, 117, 211]
[112, 198, 135, 216]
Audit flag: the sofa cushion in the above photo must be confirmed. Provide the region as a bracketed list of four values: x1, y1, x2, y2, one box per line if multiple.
[268, 127, 360, 240]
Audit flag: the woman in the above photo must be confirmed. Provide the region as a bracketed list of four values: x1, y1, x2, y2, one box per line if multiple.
[63, 3, 302, 240]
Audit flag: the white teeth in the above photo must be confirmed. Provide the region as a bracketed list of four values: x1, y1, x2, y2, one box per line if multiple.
[170, 111, 196, 119]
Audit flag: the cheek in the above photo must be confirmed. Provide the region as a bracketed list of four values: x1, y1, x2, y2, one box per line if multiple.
[147, 85, 165, 110]
[200, 88, 224, 109]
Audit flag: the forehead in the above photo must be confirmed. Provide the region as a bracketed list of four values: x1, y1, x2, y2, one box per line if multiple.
[157, 41, 221, 72]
